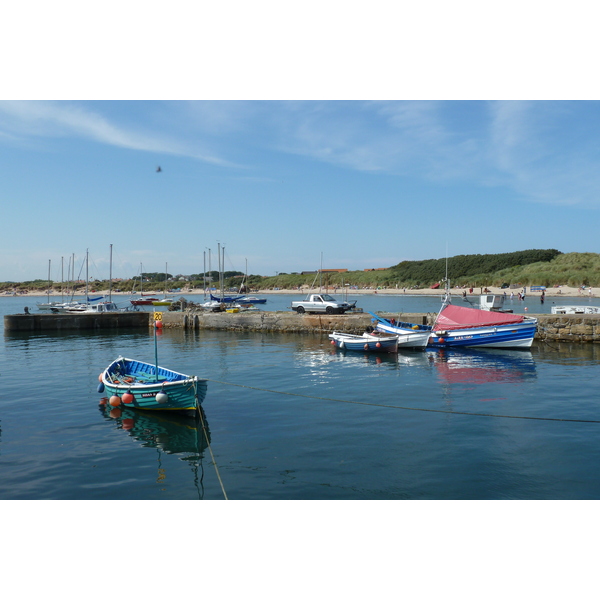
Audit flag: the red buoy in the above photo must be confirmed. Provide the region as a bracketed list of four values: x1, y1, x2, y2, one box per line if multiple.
[376, 342, 382, 348]
[155, 320, 163, 329]
[109, 395, 121, 407]
[122, 392, 134, 404]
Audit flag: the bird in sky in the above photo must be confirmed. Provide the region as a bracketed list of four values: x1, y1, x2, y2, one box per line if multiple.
[156, 166, 162, 173]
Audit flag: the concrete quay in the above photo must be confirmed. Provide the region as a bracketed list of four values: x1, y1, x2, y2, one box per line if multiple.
[5, 310, 600, 343]
[3, 311, 149, 331]
[161, 310, 600, 343]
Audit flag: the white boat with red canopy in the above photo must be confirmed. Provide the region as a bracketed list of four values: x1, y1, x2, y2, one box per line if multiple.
[429, 303, 537, 349]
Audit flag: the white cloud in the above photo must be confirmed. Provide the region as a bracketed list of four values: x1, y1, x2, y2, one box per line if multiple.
[0, 100, 238, 167]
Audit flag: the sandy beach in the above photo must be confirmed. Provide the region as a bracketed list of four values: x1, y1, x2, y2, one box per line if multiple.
[18, 284, 591, 299]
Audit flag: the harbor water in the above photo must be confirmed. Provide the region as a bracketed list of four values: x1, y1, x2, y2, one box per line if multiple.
[2, 293, 600, 499]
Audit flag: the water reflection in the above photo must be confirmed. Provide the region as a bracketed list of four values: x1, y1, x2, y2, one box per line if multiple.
[430, 348, 537, 384]
[100, 406, 211, 499]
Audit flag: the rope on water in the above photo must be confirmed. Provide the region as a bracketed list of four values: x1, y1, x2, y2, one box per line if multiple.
[198, 402, 228, 500]
[205, 378, 600, 424]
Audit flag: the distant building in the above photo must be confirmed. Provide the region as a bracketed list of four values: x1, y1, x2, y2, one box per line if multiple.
[319, 269, 348, 273]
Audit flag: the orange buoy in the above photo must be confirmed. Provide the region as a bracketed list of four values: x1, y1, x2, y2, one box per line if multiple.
[376, 342, 382, 348]
[331, 339, 336, 345]
[109, 395, 121, 407]
[438, 338, 445, 344]
[122, 391, 134, 404]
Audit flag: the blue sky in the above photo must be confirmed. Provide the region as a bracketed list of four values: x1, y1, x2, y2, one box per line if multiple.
[1, 99, 599, 282]
[1, 3, 598, 283]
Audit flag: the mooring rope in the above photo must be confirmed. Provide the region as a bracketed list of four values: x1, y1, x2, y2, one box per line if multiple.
[206, 378, 600, 424]
[195, 381, 228, 500]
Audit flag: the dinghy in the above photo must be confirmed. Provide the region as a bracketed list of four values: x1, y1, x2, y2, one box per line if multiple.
[100, 357, 207, 414]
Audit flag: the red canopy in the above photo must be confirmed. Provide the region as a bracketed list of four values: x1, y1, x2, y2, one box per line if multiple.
[433, 304, 525, 331]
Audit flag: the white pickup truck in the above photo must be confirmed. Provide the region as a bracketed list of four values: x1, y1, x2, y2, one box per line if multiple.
[291, 294, 356, 315]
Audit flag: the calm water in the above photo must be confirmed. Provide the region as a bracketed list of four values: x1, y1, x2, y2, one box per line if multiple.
[2, 294, 600, 500]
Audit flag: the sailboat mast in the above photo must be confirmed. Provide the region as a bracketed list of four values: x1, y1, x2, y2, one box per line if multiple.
[85, 249, 89, 302]
[320, 252, 323, 292]
[47, 259, 51, 302]
[109, 244, 113, 302]
[203, 251, 207, 300]
[164, 262, 168, 299]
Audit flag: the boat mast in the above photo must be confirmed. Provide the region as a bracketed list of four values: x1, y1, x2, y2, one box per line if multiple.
[46, 259, 51, 303]
[164, 262, 168, 299]
[85, 249, 89, 302]
[320, 252, 323, 292]
[109, 244, 113, 302]
[203, 251, 207, 300]
[218, 243, 224, 302]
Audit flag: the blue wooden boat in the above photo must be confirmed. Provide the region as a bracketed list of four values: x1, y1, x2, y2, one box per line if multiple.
[368, 312, 432, 348]
[428, 304, 538, 349]
[329, 331, 398, 353]
[100, 357, 207, 414]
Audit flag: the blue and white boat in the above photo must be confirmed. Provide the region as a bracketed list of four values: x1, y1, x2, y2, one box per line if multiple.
[428, 303, 537, 349]
[237, 296, 267, 304]
[368, 312, 432, 349]
[100, 357, 207, 414]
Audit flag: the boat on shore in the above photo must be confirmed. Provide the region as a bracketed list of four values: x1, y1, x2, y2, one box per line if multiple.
[100, 357, 207, 414]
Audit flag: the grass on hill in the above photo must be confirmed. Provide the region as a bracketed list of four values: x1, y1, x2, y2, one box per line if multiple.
[2, 251, 600, 293]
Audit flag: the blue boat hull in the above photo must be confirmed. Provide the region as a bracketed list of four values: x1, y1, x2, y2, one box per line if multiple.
[101, 357, 207, 413]
[428, 323, 537, 349]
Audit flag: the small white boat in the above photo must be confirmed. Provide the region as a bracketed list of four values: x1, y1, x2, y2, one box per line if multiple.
[329, 331, 398, 353]
[66, 301, 123, 313]
[551, 306, 600, 315]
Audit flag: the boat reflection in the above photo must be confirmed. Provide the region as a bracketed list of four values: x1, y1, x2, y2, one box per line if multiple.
[429, 348, 537, 384]
[327, 348, 432, 369]
[100, 405, 211, 498]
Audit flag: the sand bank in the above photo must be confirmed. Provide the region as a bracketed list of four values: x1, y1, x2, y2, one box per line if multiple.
[13, 285, 595, 299]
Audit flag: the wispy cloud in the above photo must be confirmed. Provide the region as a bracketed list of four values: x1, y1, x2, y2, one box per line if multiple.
[487, 101, 600, 207]
[0, 101, 239, 167]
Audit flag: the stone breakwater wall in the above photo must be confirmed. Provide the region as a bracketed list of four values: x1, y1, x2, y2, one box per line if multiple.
[3, 311, 150, 331]
[5, 310, 600, 343]
[159, 311, 600, 343]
